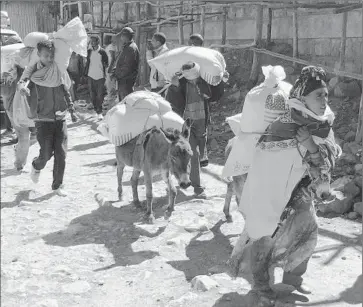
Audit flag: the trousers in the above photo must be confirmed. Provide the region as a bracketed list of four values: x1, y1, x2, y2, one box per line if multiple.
[32, 121, 68, 190]
[88, 77, 105, 114]
[189, 119, 207, 193]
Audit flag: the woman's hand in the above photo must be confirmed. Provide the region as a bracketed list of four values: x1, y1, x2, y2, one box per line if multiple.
[296, 126, 319, 153]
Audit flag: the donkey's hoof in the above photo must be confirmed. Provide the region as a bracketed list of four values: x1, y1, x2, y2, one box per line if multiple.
[164, 210, 173, 220]
[225, 214, 233, 223]
[144, 214, 155, 224]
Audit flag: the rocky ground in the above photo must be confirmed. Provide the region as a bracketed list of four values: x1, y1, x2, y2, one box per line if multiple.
[1, 85, 362, 307]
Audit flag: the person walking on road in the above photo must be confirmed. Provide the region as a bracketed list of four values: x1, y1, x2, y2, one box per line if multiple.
[112, 27, 140, 101]
[84, 35, 108, 120]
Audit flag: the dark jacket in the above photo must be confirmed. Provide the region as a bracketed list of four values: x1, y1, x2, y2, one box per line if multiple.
[166, 77, 225, 123]
[27, 81, 74, 122]
[84, 47, 109, 78]
[113, 41, 140, 84]
[67, 52, 85, 78]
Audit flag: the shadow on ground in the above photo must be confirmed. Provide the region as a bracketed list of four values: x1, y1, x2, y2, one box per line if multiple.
[1, 190, 57, 209]
[167, 220, 238, 281]
[43, 190, 197, 272]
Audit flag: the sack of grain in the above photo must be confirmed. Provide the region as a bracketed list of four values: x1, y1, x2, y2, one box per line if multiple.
[23, 32, 49, 47]
[148, 46, 226, 86]
[222, 65, 292, 178]
[98, 91, 184, 146]
[124, 90, 172, 114]
[16, 17, 87, 75]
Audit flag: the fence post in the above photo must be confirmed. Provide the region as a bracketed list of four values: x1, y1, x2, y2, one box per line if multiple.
[249, 5, 264, 86]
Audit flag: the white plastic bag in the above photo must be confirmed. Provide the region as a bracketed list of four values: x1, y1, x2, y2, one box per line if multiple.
[148, 46, 226, 86]
[13, 90, 35, 128]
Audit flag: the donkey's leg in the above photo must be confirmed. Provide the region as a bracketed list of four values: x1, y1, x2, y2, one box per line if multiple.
[115, 147, 125, 200]
[164, 171, 177, 220]
[223, 181, 234, 223]
[144, 171, 155, 224]
[131, 169, 141, 206]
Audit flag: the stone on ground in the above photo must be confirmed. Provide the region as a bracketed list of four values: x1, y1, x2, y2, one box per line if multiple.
[354, 202, 362, 216]
[191, 275, 219, 291]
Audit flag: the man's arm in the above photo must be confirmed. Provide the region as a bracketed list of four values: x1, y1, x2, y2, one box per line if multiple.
[146, 50, 155, 69]
[108, 50, 116, 73]
[101, 49, 109, 69]
[62, 85, 75, 112]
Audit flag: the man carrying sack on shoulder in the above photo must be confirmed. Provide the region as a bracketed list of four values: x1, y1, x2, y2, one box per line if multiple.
[167, 62, 224, 199]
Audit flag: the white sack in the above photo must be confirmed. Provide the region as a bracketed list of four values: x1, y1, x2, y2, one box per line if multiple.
[15, 17, 87, 75]
[23, 32, 49, 47]
[98, 91, 184, 146]
[124, 91, 172, 114]
[148, 46, 226, 86]
[222, 65, 292, 178]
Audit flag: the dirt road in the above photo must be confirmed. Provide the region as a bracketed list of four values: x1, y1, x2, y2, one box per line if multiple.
[1, 111, 362, 307]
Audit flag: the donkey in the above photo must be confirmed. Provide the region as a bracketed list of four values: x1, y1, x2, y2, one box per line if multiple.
[223, 136, 338, 303]
[115, 119, 193, 224]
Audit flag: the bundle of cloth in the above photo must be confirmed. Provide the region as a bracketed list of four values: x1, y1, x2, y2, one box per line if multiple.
[148, 46, 228, 87]
[222, 65, 292, 177]
[98, 90, 185, 146]
[8, 17, 87, 128]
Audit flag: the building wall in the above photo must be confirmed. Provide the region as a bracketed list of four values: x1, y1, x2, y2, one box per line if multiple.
[1, 1, 55, 39]
[92, 2, 362, 74]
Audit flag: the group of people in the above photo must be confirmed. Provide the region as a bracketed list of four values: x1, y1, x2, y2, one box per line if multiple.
[0, 19, 344, 298]
[81, 29, 220, 199]
[1, 25, 222, 200]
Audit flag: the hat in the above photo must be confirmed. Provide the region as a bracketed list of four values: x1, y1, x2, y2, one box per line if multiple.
[120, 27, 134, 35]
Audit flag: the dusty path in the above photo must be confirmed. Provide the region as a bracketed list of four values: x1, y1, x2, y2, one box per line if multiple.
[1, 110, 362, 307]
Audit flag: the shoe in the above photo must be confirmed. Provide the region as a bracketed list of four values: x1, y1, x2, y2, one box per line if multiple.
[54, 185, 67, 197]
[200, 159, 209, 167]
[295, 284, 312, 294]
[98, 114, 104, 121]
[87, 104, 94, 110]
[30, 166, 40, 183]
[194, 190, 207, 199]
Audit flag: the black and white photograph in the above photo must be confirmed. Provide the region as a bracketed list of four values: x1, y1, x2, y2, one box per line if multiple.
[0, 0, 362, 306]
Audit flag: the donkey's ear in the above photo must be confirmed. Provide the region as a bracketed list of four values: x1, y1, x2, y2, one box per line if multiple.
[181, 118, 191, 139]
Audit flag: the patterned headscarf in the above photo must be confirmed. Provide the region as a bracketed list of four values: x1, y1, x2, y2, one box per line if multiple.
[290, 66, 327, 99]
